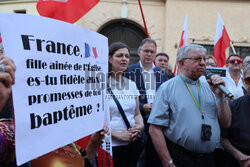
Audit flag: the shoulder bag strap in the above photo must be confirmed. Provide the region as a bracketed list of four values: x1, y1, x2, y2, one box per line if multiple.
[107, 86, 131, 129]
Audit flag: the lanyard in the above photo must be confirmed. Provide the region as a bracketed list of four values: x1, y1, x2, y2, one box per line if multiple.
[72, 142, 81, 155]
[179, 74, 204, 119]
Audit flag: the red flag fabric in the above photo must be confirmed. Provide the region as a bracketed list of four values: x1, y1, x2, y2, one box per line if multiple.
[36, 0, 100, 23]
[77, 136, 113, 167]
[174, 14, 188, 74]
[0, 36, 3, 50]
[213, 13, 231, 67]
[92, 47, 98, 59]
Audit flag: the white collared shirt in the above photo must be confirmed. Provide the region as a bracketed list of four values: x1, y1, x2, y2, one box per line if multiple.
[139, 61, 156, 104]
[107, 76, 140, 146]
[148, 73, 220, 153]
[223, 72, 244, 99]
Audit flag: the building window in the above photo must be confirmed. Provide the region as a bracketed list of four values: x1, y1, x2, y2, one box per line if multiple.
[229, 46, 250, 59]
[193, 43, 214, 55]
[201, 44, 214, 55]
[14, 10, 26, 14]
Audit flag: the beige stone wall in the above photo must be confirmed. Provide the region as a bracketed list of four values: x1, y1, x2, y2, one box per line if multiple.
[1, 0, 250, 67]
[165, 0, 250, 66]
[0, 0, 38, 15]
[76, 0, 166, 52]
[0, 0, 166, 51]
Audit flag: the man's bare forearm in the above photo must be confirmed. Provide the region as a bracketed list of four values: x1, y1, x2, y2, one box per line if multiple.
[217, 100, 231, 128]
[149, 124, 175, 167]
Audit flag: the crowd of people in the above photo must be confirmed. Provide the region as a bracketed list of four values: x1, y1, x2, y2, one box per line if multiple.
[0, 37, 250, 167]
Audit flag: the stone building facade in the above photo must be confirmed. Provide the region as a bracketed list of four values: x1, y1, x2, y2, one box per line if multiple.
[1, 0, 250, 66]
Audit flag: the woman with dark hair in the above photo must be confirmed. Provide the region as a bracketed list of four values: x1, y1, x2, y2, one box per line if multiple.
[108, 42, 144, 167]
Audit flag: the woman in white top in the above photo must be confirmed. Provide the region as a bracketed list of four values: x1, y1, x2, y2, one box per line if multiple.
[108, 42, 144, 167]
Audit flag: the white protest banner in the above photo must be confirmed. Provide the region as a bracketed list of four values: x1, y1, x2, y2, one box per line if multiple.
[206, 67, 228, 77]
[0, 13, 108, 165]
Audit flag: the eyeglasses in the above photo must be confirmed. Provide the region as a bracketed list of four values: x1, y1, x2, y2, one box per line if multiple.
[244, 77, 250, 85]
[182, 57, 206, 62]
[229, 58, 242, 64]
[141, 49, 155, 54]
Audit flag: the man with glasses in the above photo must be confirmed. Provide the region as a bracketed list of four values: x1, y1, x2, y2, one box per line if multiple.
[224, 54, 244, 99]
[148, 44, 231, 167]
[221, 63, 250, 167]
[127, 38, 168, 167]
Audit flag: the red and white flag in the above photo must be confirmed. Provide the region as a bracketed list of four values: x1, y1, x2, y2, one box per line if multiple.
[36, 0, 100, 23]
[0, 35, 3, 50]
[213, 13, 231, 67]
[174, 14, 188, 74]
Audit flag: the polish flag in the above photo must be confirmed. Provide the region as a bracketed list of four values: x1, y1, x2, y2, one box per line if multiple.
[0, 36, 3, 50]
[213, 13, 231, 67]
[36, 0, 100, 23]
[174, 14, 188, 74]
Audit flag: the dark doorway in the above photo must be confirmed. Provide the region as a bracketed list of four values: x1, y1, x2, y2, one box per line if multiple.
[99, 20, 147, 65]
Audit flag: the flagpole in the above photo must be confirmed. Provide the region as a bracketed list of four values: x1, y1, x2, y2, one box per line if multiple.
[138, 0, 150, 38]
[230, 41, 236, 54]
[174, 14, 188, 75]
[213, 13, 232, 67]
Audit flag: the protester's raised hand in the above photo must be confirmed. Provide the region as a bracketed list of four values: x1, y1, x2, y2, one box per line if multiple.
[0, 55, 16, 86]
[0, 55, 16, 111]
[90, 123, 110, 146]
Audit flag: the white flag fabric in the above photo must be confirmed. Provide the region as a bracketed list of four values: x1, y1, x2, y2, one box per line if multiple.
[213, 13, 231, 67]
